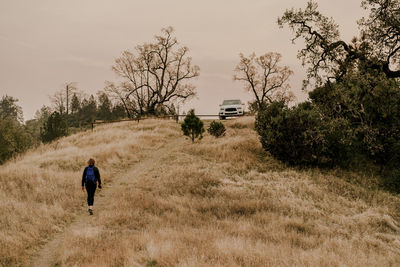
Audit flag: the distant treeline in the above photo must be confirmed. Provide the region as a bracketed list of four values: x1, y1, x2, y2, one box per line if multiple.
[0, 27, 198, 164]
[0, 92, 128, 164]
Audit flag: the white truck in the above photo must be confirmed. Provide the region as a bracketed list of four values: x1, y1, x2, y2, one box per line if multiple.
[219, 99, 245, 120]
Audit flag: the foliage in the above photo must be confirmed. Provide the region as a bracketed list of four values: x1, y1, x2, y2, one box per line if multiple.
[207, 121, 226, 138]
[278, 0, 400, 90]
[70, 93, 81, 114]
[382, 143, 400, 192]
[181, 109, 204, 143]
[40, 111, 68, 143]
[234, 52, 294, 111]
[23, 106, 52, 146]
[0, 118, 32, 164]
[276, 0, 400, 191]
[310, 68, 400, 190]
[64, 93, 127, 128]
[256, 69, 400, 189]
[246, 100, 259, 115]
[0, 96, 34, 164]
[0, 95, 23, 123]
[48, 84, 128, 129]
[111, 103, 127, 120]
[106, 26, 200, 117]
[97, 92, 113, 120]
[309, 69, 400, 165]
[358, 0, 400, 78]
[82, 95, 98, 123]
[255, 101, 353, 166]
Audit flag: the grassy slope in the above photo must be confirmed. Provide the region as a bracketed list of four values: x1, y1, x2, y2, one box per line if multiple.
[1, 117, 400, 266]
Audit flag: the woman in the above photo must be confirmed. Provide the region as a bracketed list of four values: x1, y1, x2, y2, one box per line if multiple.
[81, 158, 102, 215]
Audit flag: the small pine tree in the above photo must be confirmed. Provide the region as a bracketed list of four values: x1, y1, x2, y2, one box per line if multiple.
[181, 109, 204, 143]
[207, 121, 226, 137]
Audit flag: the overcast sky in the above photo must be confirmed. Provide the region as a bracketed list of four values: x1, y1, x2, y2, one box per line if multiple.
[0, 0, 366, 120]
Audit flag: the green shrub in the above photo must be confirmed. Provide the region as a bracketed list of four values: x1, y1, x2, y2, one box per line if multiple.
[181, 109, 204, 143]
[255, 102, 319, 165]
[255, 102, 353, 166]
[309, 70, 400, 166]
[207, 121, 226, 138]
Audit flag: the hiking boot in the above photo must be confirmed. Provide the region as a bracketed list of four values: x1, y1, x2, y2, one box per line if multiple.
[88, 209, 93, 215]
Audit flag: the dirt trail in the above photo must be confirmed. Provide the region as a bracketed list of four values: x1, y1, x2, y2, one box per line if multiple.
[31, 137, 183, 267]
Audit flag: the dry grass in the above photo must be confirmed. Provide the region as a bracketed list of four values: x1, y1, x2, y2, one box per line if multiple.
[0, 119, 173, 266]
[1, 116, 400, 266]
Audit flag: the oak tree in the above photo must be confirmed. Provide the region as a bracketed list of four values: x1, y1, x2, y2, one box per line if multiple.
[278, 0, 400, 89]
[106, 27, 200, 116]
[233, 52, 294, 111]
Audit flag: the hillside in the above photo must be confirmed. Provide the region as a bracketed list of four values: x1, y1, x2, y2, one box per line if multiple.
[1, 117, 400, 266]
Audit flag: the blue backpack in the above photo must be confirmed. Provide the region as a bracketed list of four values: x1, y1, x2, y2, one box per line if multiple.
[86, 166, 95, 183]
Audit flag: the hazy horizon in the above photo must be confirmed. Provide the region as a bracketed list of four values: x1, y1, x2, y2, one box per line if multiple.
[0, 0, 366, 121]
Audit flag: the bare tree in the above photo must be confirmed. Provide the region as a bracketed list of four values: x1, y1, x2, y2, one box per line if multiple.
[65, 82, 77, 115]
[50, 82, 78, 115]
[50, 90, 65, 115]
[106, 27, 200, 116]
[234, 52, 294, 110]
[103, 81, 135, 118]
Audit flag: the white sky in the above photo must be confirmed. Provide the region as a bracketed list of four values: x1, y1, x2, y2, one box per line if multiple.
[0, 0, 366, 120]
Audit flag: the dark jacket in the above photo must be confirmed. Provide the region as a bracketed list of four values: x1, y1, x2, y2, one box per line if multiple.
[82, 165, 101, 188]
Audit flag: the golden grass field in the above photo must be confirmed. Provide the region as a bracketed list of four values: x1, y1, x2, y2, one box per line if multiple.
[1, 117, 400, 266]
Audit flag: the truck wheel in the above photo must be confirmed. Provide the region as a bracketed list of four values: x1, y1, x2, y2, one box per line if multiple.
[219, 116, 226, 120]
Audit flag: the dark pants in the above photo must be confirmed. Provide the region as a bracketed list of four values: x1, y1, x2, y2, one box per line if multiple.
[85, 183, 97, 206]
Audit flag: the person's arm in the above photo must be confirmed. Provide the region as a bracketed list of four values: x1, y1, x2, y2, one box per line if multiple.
[81, 167, 87, 190]
[95, 167, 102, 189]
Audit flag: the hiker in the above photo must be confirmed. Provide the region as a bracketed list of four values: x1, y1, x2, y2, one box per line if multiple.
[81, 158, 101, 215]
